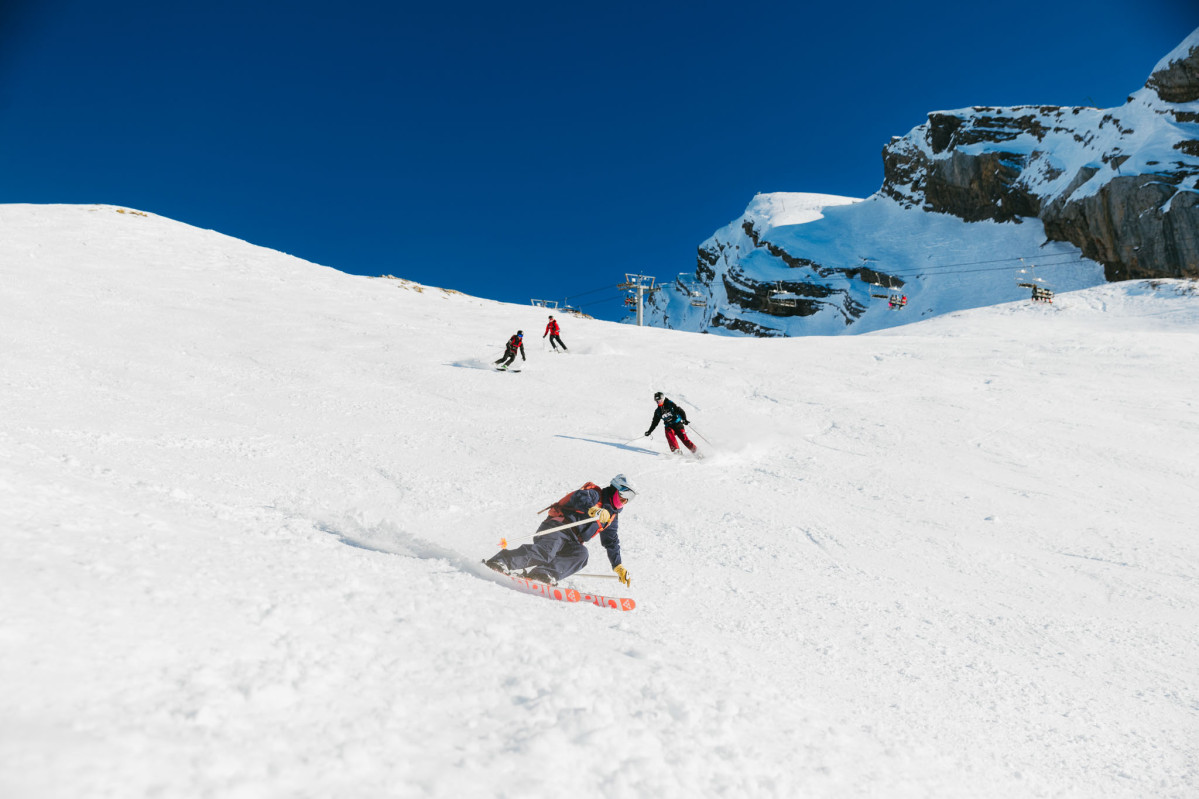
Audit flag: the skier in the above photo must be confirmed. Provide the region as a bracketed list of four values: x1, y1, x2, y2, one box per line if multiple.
[544, 315, 567, 351]
[645, 391, 698, 455]
[485, 475, 636, 586]
[494, 331, 526, 369]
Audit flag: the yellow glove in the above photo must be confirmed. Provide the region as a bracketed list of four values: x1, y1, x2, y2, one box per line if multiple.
[613, 564, 630, 587]
[587, 506, 612, 525]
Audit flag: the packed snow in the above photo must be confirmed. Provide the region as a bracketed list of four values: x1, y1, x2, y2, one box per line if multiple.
[2, 204, 1197, 798]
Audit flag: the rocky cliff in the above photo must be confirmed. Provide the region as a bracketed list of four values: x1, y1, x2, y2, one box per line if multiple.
[645, 29, 1198, 337]
[881, 31, 1199, 281]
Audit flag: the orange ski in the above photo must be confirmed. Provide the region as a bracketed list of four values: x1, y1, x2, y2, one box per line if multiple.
[491, 571, 636, 611]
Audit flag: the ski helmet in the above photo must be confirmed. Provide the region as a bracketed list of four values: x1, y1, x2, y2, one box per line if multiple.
[653, 391, 664, 402]
[517, 330, 523, 336]
[610, 474, 636, 503]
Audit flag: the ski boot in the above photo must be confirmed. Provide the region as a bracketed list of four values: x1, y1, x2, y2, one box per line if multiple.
[522, 568, 557, 586]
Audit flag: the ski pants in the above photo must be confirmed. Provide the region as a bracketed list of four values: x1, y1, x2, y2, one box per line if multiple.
[495, 349, 519, 366]
[547, 333, 566, 350]
[665, 425, 696, 452]
[500, 526, 589, 582]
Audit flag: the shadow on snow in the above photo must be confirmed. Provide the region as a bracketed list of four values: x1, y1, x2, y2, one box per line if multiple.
[554, 434, 657, 455]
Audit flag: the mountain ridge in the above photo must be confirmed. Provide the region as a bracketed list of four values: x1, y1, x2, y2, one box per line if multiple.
[646, 28, 1199, 337]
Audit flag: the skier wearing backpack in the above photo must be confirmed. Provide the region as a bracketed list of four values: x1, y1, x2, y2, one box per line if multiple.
[494, 331, 526, 369]
[543, 315, 567, 351]
[645, 391, 699, 455]
[485, 475, 635, 586]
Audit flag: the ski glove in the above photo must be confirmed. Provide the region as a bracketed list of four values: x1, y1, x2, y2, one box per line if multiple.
[587, 506, 612, 525]
[614, 564, 630, 587]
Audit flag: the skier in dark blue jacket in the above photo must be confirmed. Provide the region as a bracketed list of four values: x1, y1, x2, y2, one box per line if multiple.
[485, 475, 635, 586]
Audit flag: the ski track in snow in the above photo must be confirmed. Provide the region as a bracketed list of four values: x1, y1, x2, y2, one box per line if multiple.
[2, 205, 1198, 798]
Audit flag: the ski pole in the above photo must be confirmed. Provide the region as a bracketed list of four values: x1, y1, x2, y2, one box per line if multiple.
[687, 425, 713, 445]
[498, 515, 599, 549]
[570, 573, 621, 580]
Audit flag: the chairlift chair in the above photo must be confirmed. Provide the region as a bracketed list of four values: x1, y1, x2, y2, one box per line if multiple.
[869, 270, 898, 300]
[769, 281, 798, 308]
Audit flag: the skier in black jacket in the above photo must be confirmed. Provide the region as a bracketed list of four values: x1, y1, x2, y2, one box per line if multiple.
[645, 391, 699, 455]
[495, 331, 526, 369]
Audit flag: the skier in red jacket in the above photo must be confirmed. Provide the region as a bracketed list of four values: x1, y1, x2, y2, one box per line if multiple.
[544, 315, 567, 351]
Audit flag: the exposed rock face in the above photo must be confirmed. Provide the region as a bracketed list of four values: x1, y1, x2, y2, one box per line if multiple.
[879, 34, 1199, 281]
[1147, 41, 1199, 103]
[692, 219, 878, 324]
[1043, 174, 1198, 280]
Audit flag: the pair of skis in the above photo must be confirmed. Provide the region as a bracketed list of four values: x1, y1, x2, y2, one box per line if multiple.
[493, 570, 635, 611]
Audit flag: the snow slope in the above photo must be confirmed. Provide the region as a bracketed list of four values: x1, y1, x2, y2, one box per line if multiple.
[2, 205, 1197, 798]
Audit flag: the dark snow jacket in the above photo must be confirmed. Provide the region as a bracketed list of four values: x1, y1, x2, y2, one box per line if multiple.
[539, 485, 623, 568]
[646, 397, 688, 434]
[505, 334, 526, 360]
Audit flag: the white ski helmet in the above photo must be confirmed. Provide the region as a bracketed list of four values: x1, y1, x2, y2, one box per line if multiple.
[610, 474, 636, 503]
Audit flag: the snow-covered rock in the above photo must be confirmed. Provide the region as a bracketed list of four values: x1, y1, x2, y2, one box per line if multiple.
[651, 28, 1199, 337]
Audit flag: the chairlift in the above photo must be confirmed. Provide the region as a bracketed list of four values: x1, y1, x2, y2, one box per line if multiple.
[769, 281, 798, 308]
[674, 272, 706, 306]
[888, 294, 908, 310]
[1016, 258, 1054, 303]
[867, 267, 902, 301]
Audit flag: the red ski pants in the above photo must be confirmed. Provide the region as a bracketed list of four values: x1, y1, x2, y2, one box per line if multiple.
[665, 426, 696, 452]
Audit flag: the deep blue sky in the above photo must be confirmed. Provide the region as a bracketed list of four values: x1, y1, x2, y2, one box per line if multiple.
[3, 1, 1195, 320]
